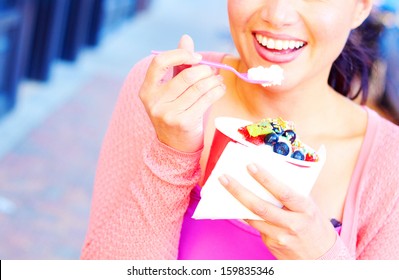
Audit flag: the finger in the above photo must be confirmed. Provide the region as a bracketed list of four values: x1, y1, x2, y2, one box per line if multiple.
[178, 34, 195, 51]
[169, 80, 225, 127]
[174, 34, 196, 77]
[141, 50, 202, 104]
[218, 174, 290, 226]
[168, 74, 225, 111]
[180, 82, 226, 120]
[164, 65, 215, 102]
[247, 163, 310, 212]
[147, 49, 202, 85]
[246, 219, 290, 248]
[153, 75, 224, 120]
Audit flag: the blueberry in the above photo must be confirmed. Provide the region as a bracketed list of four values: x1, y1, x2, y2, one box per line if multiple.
[264, 133, 279, 146]
[282, 129, 296, 143]
[273, 142, 290, 156]
[291, 150, 305, 160]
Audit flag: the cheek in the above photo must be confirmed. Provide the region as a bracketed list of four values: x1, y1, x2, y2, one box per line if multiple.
[227, 0, 248, 28]
[309, 11, 353, 57]
[227, 0, 252, 47]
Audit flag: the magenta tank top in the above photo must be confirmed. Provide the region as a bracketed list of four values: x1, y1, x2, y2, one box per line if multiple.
[178, 185, 276, 260]
[178, 186, 342, 260]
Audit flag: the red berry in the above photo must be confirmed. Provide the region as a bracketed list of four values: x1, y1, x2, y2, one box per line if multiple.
[305, 153, 318, 162]
[238, 127, 264, 145]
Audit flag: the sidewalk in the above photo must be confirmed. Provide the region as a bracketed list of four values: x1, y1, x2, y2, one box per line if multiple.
[0, 0, 232, 259]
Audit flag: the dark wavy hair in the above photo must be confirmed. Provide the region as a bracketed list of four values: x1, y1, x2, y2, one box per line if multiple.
[328, 15, 383, 104]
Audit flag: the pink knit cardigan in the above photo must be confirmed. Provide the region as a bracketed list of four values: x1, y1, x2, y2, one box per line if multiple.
[81, 53, 399, 260]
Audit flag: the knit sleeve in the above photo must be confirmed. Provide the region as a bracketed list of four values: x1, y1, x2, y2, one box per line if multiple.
[80, 56, 201, 259]
[355, 115, 399, 260]
[357, 197, 399, 259]
[317, 234, 354, 260]
[354, 117, 399, 260]
[314, 209, 399, 260]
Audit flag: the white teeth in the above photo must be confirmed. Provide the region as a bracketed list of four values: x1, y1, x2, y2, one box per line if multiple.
[267, 38, 275, 49]
[296, 41, 304, 48]
[283, 41, 289, 50]
[256, 34, 305, 50]
[262, 37, 268, 47]
[275, 40, 283, 50]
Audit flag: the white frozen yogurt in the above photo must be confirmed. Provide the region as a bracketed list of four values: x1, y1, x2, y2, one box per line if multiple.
[247, 65, 284, 87]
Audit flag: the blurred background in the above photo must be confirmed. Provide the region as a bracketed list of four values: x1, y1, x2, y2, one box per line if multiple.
[0, 0, 233, 259]
[0, 0, 397, 259]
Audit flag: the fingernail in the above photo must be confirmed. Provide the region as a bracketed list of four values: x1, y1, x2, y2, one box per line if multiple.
[193, 53, 202, 61]
[218, 175, 229, 185]
[247, 163, 258, 174]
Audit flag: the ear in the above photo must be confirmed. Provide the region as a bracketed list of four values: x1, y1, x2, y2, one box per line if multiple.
[351, 0, 374, 29]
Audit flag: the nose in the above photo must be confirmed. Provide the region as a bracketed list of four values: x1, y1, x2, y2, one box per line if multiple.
[260, 0, 299, 28]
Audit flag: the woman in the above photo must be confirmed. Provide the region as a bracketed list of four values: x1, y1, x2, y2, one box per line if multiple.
[81, 0, 399, 259]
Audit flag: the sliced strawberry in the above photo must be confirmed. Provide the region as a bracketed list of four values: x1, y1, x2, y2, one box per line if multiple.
[238, 126, 264, 145]
[238, 126, 250, 139]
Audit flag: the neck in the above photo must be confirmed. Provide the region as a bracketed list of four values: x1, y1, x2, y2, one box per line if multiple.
[237, 82, 331, 116]
[219, 56, 353, 140]
[230, 78, 343, 143]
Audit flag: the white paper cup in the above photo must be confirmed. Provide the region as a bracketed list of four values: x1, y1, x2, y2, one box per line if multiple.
[193, 117, 326, 220]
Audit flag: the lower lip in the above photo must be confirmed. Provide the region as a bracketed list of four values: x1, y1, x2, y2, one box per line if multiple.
[253, 36, 305, 64]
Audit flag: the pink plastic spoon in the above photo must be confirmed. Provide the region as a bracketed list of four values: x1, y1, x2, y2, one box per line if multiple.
[151, 50, 273, 85]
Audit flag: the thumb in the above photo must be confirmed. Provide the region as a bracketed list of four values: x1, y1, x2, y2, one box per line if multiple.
[174, 34, 197, 77]
[178, 34, 195, 52]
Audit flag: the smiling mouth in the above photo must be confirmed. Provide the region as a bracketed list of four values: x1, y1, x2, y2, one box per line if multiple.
[255, 33, 306, 53]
